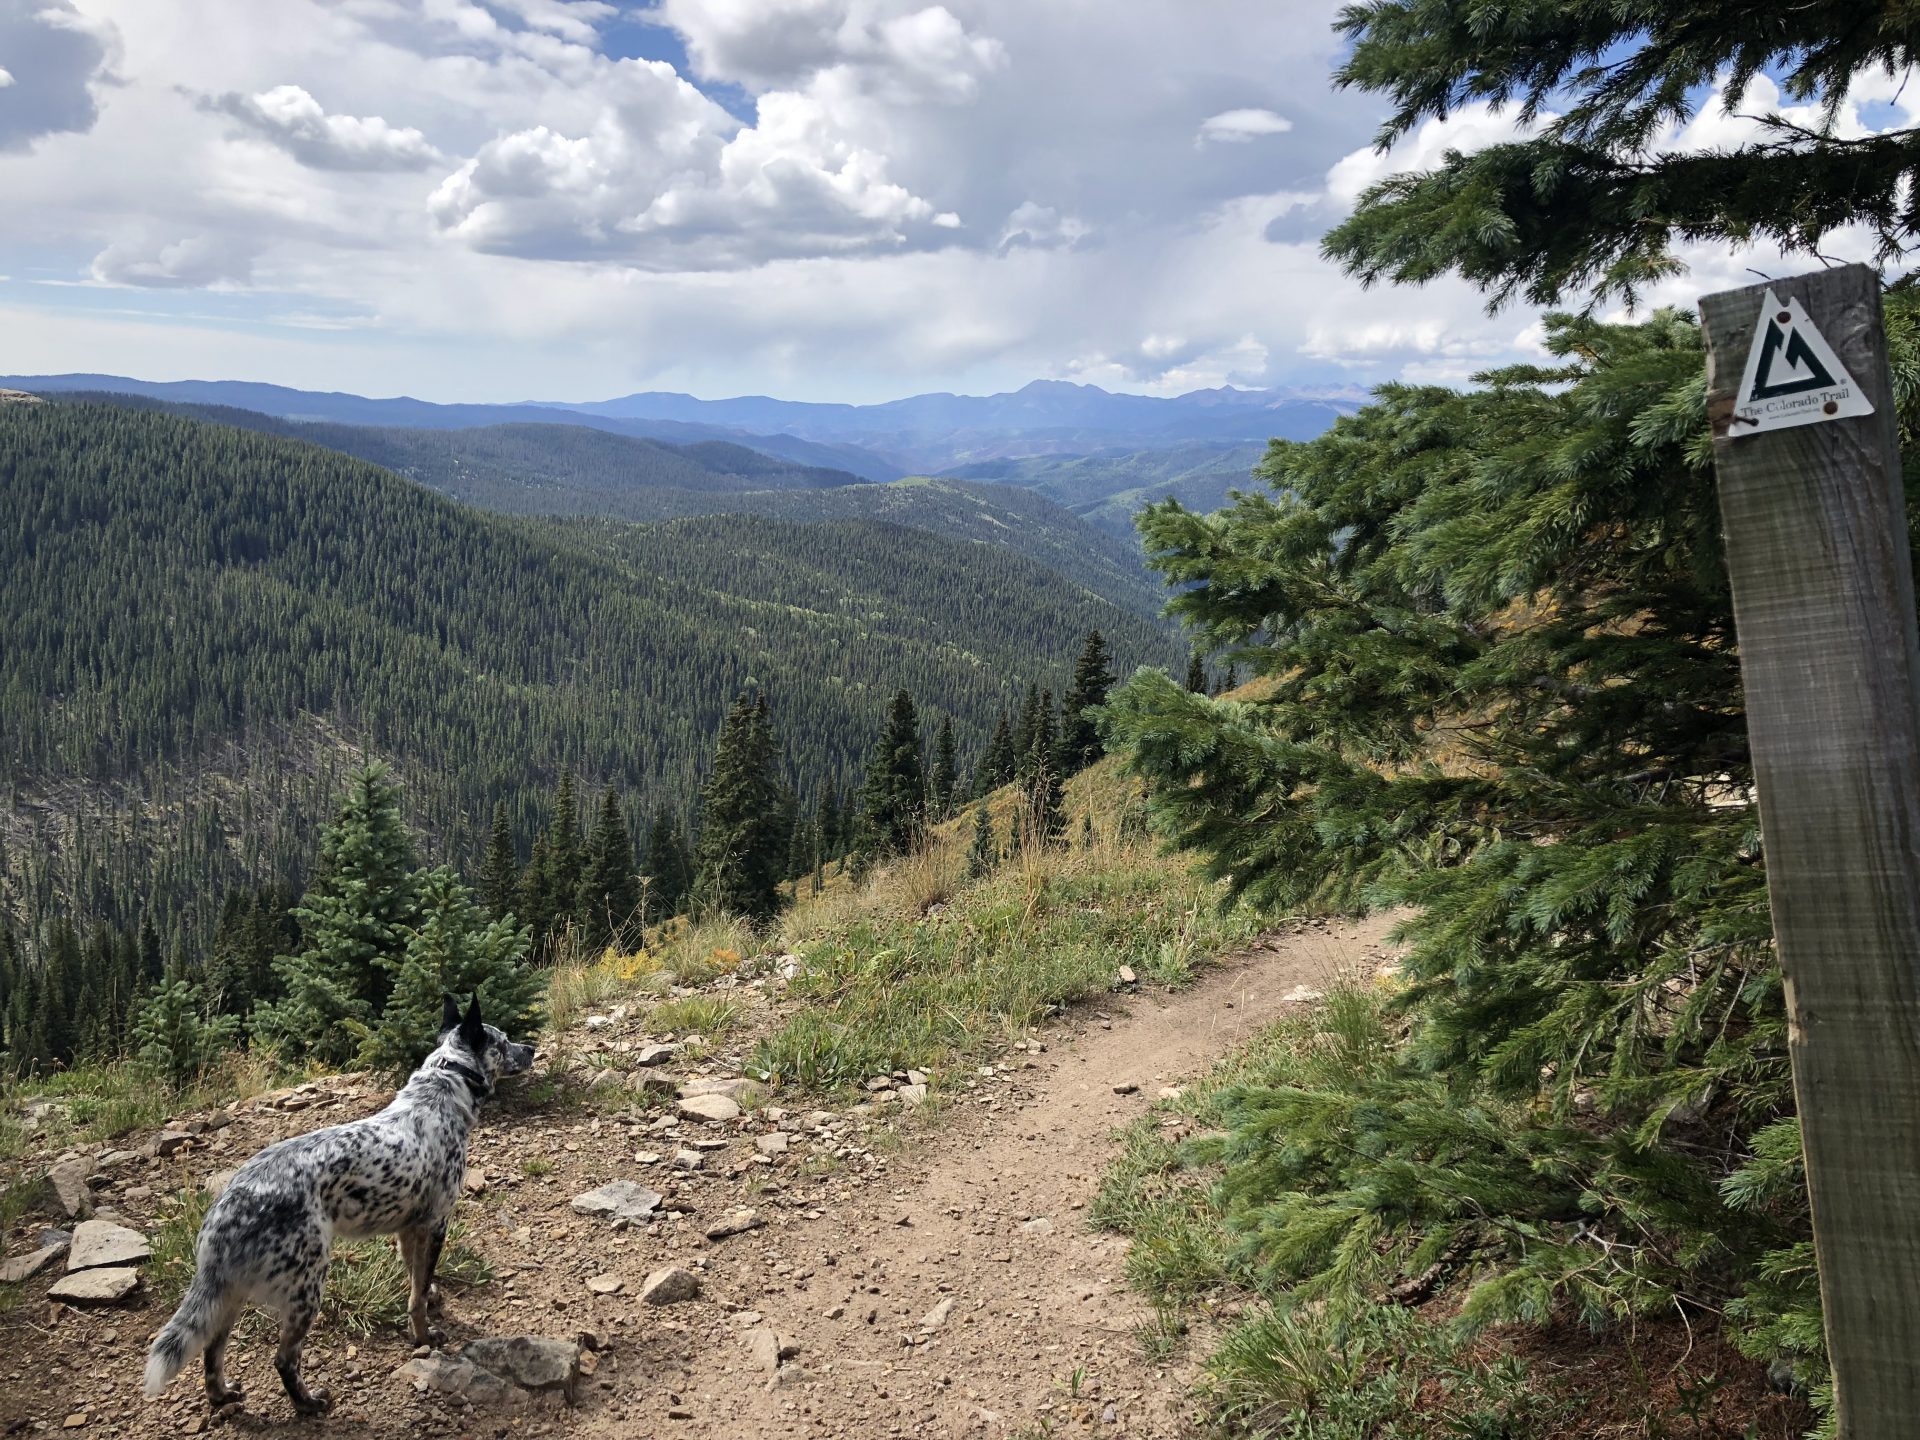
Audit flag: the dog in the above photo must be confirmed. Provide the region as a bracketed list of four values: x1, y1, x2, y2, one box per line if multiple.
[143, 995, 535, 1416]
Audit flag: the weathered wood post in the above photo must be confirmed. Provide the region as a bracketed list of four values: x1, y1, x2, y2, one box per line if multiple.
[1699, 262, 1920, 1435]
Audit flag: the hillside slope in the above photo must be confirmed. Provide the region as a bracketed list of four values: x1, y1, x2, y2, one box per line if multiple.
[35, 395, 1162, 610]
[0, 402, 1180, 944]
[944, 442, 1269, 540]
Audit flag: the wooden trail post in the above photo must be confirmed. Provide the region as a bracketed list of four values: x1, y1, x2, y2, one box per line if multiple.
[1700, 262, 1920, 1434]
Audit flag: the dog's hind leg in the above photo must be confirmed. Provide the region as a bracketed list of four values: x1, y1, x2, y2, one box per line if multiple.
[272, 1275, 331, 1418]
[398, 1224, 448, 1348]
[202, 1316, 243, 1409]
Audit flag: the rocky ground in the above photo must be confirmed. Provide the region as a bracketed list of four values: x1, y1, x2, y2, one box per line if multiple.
[0, 917, 1393, 1439]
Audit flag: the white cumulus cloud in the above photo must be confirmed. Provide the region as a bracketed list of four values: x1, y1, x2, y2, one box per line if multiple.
[90, 233, 256, 288]
[1197, 107, 1291, 144]
[206, 85, 442, 171]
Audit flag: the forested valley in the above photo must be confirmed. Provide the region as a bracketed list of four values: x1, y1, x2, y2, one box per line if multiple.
[0, 397, 1185, 1072]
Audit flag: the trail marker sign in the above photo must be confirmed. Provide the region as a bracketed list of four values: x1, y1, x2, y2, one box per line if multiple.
[1729, 288, 1874, 436]
[1700, 263, 1920, 1437]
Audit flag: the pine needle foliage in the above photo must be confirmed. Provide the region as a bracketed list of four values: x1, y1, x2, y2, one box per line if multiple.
[1327, 3, 1920, 309]
[1102, 305, 1920, 1425]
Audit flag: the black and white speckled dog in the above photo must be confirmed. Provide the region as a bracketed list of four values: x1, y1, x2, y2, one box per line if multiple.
[143, 995, 535, 1416]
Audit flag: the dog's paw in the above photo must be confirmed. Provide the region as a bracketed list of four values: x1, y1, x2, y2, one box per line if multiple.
[425, 1325, 448, 1348]
[210, 1398, 246, 1427]
[293, 1387, 333, 1418]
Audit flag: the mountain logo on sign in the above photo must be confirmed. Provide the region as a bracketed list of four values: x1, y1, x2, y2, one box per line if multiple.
[1749, 315, 1838, 399]
[1728, 289, 1874, 438]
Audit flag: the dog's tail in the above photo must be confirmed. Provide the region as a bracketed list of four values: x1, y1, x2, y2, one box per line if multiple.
[143, 1272, 228, 1397]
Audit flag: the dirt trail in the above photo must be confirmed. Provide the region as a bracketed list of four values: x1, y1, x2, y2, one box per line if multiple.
[611, 914, 1399, 1440]
[0, 916, 1398, 1440]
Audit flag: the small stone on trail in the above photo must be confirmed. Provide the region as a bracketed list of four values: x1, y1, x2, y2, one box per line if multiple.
[638, 1266, 702, 1305]
[897, 1084, 928, 1107]
[462, 1167, 488, 1195]
[679, 1077, 765, 1107]
[1112, 1083, 1139, 1095]
[919, 1296, 956, 1330]
[585, 1275, 623, 1295]
[47, 1267, 141, 1304]
[461, 1336, 584, 1403]
[741, 1328, 783, 1375]
[0, 1230, 69, 1284]
[570, 1180, 663, 1223]
[67, 1220, 150, 1272]
[633, 1043, 678, 1066]
[672, 1148, 703, 1172]
[675, 1094, 742, 1124]
[1117, 965, 1137, 986]
[39, 1157, 93, 1220]
[1020, 1216, 1053, 1236]
[754, 1132, 790, 1156]
[704, 1209, 764, 1241]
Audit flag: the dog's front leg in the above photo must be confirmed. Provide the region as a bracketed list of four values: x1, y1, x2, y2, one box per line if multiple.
[400, 1224, 448, 1347]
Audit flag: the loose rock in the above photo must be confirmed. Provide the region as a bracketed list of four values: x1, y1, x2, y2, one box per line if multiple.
[704, 1208, 764, 1241]
[67, 1220, 150, 1272]
[569, 1181, 663, 1223]
[638, 1266, 702, 1306]
[675, 1094, 742, 1124]
[39, 1157, 94, 1221]
[460, 1336, 583, 1403]
[47, 1267, 141, 1304]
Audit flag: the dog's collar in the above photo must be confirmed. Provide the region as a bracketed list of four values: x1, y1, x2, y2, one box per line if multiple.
[442, 1058, 493, 1100]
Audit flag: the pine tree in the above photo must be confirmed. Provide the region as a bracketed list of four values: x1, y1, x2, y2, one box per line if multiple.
[252, 764, 421, 1067]
[358, 866, 539, 1076]
[1059, 629, 1115, 773]
[138, 918, 164, 988]
[856, 689, 925, 861]
[479, 803, 519, 922]
[785, 810, 815, 884]
[642, 810, 692, 922]
[966, 802, 997, 880]
[518, 833, 554, 955]
[927, 717, 960, 821]
[1012, 683, 1043, 770]
[691, 692, 785, 922]
[977, 713, 1016, 795]
[1103, 305, 1854, 1415]
[815, 783, 842, 862]
[1322, 3, 1914, 311]
[134, 978, 240, 1086]
[1184, 651, 1207, 693]
[1216, 663, 1239, 696]
[543, 772, 583, 935]
[577, 784, 640, 951]
[1018, 690, 1065, 842]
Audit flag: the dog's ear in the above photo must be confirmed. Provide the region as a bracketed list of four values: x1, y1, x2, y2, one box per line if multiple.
[459, 993, 486, 1050]
[441, 994, 461, 1033]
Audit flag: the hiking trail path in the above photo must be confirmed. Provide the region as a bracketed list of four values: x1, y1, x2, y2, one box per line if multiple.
[0, 915, 1399, 1440]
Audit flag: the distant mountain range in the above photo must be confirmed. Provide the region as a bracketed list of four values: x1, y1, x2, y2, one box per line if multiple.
[545, 377, 1364, 471]
[3, 372, 1361, 479]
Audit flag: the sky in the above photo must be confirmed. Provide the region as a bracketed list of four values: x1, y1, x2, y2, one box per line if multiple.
[0, 1, 1909, 405]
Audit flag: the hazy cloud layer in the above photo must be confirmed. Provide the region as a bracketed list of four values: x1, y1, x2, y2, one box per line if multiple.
[0, 1, 112, 152]
[205, 85, 443, 171]
[3, 0, 1891, 403]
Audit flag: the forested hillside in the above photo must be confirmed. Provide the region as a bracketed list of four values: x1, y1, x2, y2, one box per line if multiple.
[0, 401, 1177, 969]
[944, 442, 1269, 540]
[42, 394, 1162, 615]
[44, 395, 868, 497]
